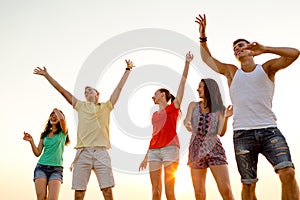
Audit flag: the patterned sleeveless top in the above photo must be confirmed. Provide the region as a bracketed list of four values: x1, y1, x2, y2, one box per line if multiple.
[188, 102, 227, 168]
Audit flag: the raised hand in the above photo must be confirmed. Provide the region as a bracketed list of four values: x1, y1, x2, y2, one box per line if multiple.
[33, 66, 48, 76]
[23, 131, 33, 142]
[225, 105, 233, 118]
[125, 59, 135, 70]
[53, 108, 64, 120]
[243, 42, 266, 57]
[186, 51, 194, 62]
[195, 14, 207, 37]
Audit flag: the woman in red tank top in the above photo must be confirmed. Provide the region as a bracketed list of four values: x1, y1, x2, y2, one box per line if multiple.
[139, 51, 193, 200]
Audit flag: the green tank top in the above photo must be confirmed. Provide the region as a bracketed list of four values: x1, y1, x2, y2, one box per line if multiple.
[38, 131, 67, 167]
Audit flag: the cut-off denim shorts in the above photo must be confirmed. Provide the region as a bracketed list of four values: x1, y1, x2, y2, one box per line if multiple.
[148, 145, 180, 163]
[233, 127, 294, 184]
[34, 164, 64, 183]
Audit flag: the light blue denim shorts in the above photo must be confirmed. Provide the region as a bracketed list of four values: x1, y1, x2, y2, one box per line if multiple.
[34, 164, 63, 183]
[148, 145, 180, 163]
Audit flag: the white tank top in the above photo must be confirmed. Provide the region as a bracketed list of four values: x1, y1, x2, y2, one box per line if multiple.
[229, 64, 277, 130]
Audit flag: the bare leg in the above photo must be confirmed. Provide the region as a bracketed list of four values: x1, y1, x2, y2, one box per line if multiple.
[102, 187, 114, 200]
[164, 162, 178, 200]
[190, 168, 207, 200]
[210, 165, 235, 200]
[75, 190, 86, 200]
[34, 178, 48, 200]
[149, 161, 163, 200]
[47, 180, 61, 200]
[241, 183, 257, 200]
[278, 167, 300, 200]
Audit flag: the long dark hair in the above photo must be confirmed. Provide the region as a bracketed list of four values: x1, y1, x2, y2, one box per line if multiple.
[40, 110, 70, 146]
[201, 79, 225, 114]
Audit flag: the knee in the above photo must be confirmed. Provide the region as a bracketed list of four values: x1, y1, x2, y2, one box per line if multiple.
[219, 184, 233, 197]
[102, 187, 113, 198]
[165, 189, 175, 199]
[194, 190, 206, 199]
[75, 190, 85, 200]
[242, 183, 256, 193]
[152, 187, 162, 198]
[278, 167, 296, 183]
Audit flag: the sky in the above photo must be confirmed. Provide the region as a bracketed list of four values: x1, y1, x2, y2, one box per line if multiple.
[1, 0, 300, 199]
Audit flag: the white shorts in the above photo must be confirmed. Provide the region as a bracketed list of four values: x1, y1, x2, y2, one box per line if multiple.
[148, 145, 180, 163]
[71, 147, 115, 190]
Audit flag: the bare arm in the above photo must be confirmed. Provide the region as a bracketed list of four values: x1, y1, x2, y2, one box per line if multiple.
[110, 60, 134, 106]
[183, 101, 197, 132]
[33, 67, 78, 107]
[195, 14, 237, 85]
[139, 149, 149, 171]
[53, 108, 68, 134]
[23, 132, 44, 157]
[218, 105, 233, 137]
[173, 51, 193, 108]
[244, 42, 300, 81]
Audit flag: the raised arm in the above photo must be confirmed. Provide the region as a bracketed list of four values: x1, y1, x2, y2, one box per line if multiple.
[110, 60, 134, 106]
[33, 67, 78, 107]
[173, 51, 193, 108]
[195, 14, 237, 85]
[244, 42, 300, 81]
[53, 108, 68, 134]
[23, 132, 44, 157]
[218, 105, 233, 137]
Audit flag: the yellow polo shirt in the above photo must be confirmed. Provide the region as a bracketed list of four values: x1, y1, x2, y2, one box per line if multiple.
[74, 100, 113, 149]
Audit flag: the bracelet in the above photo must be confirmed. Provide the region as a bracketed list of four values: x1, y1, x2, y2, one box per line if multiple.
[199, 37, 207, 42]
[126, 67, 131, 71]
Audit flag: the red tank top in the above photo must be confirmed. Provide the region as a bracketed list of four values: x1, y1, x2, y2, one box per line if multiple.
[149, 102, 180, 148]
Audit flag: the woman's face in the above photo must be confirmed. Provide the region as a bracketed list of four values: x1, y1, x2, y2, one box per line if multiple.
[197, 81, 205, 99]
[49, 111, 59, 125]
[152, 90, 163, 104]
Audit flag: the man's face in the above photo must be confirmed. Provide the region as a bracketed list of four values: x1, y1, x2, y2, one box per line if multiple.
[84, 87, 99, 102]
[233, 41, 250, 59]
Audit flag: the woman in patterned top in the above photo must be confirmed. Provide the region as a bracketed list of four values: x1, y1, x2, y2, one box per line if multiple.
[23, 108, 70, 200]
[184, 78, 235, 200]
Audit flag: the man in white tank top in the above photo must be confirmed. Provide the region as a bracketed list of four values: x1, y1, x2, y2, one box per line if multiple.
[195, 14, 300, 200]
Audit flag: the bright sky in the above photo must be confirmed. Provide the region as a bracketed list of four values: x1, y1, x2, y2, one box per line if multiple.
[1, 0, 300, 199]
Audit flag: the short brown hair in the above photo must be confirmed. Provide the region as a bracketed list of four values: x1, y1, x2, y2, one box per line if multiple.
[233, 38, 250, 47]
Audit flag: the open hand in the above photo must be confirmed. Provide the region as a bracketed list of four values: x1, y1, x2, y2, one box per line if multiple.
[33, 66, 48, 76]
[243, 42, 266, 57]
[195, 14, 207, 37]
[125, 59, 135, 70]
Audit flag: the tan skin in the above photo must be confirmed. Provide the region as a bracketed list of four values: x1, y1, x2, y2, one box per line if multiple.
[33, 60, 135, 200]
[183, 81, 234, 200]
[23, 108, 68, 200]
[139, 51, 193, 200]
[196, 13, 300, 200]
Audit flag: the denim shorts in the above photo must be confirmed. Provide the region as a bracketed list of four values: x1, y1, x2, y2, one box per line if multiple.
[148, 145, 180, 163]
[34, 164, 63, 183]
[233, 127, 294, 184]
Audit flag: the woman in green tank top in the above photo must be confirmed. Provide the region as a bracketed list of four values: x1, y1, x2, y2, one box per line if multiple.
[23, 108, 70, 200]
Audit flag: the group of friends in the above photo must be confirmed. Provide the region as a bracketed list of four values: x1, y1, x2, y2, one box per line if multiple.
[23, 14, 300, 200]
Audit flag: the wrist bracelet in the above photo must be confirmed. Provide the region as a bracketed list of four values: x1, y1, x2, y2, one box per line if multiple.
[126, 67, 131, 71]
[199, 37, 207, 42]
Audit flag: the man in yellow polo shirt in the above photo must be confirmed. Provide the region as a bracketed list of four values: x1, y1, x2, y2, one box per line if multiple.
[34, 60, 135, 200]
